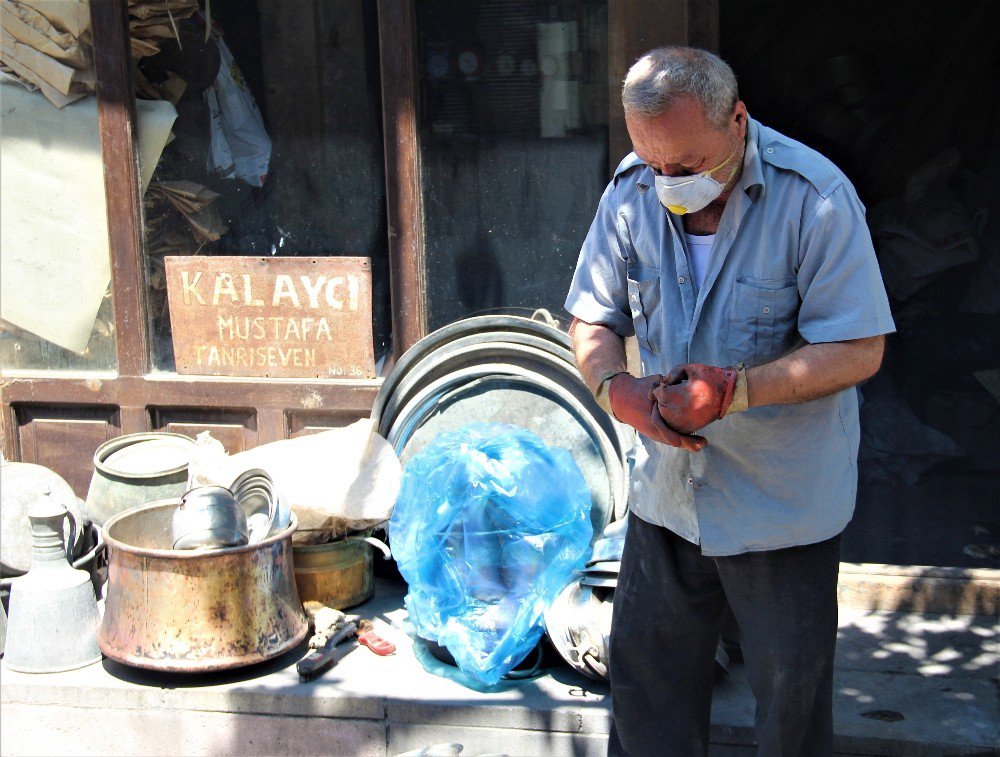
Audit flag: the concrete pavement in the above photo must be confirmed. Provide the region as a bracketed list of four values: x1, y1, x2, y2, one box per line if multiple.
[1, 578, 997, 755]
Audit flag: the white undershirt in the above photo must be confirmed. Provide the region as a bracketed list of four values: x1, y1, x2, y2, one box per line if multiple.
[684, 232, 716, 289]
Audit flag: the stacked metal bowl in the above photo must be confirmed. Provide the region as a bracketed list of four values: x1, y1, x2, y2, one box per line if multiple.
[373, 314, 631, 539]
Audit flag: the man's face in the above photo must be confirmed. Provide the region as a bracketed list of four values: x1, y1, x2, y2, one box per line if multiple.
[626, 96, 748, 197]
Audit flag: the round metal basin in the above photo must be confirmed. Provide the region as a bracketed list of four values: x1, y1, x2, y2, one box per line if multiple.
[98, 500, 308, 672]
[371, 315, 573, 424]
[378, 338, 576, 436]
[387, 368, 625, 539]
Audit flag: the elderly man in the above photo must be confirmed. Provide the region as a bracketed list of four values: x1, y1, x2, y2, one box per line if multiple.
[565, 47, 895, 755]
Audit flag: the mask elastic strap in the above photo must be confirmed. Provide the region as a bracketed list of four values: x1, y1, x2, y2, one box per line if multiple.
[704, 144, 738, 177]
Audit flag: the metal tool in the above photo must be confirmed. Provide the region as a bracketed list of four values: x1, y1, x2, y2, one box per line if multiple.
[356, 618, 396, 656]
[296, 601, 395, 680]
[296, 620, 359, 681]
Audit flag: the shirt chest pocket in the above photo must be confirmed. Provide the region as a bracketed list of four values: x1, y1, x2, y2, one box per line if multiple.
[726, 279, 800, 365]
[627, 266, 661, 354]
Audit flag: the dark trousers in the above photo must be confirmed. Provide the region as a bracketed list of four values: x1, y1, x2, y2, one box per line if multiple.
[607, 513, 840, 757]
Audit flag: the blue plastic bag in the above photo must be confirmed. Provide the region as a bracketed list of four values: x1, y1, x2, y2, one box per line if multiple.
[389, 423, 593, 685]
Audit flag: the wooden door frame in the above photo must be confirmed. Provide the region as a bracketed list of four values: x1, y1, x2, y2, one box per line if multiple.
[378, 0, 428, 357]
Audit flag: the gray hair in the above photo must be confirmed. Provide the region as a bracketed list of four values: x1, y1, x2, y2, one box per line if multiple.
[622, 47, 738, 129]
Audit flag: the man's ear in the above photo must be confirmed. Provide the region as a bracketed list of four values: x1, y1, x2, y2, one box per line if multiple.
[731, 101, 749, 139]
[732, 100, 748, 127]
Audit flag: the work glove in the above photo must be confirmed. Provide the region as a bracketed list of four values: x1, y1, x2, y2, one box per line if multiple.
[651, 363, 742, 435]
[608, 373, 707, 451]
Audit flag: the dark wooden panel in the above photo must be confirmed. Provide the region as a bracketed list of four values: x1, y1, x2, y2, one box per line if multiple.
[15, 405, 121, 498]
[2, 378, 380, 483]
[1, 401, 16, 462]
[687, 0, 720, 52]
[608, 0, 695, 175]
[92, 0, 149, 377]
[151, 408, 258, 454]
[286, 410, 370, 438]
[378, 0, 428, 355]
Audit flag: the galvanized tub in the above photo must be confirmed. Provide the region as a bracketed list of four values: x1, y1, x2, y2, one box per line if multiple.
[85, 433, 195, 527]
[98, 499, 308, 672]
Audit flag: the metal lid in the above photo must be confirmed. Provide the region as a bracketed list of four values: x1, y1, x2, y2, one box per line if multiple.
[579, 574, 618, 589]
[378, 336, 576, 437]
[380, 340, 627, 479]
[1, 461, 84, 574]
[584, 560, 621, 575]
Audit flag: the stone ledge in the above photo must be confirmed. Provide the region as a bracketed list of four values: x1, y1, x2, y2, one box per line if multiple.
[838, 562, 1000, 614]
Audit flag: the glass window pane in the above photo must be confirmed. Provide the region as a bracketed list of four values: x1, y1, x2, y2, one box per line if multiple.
[416, 0, 609, 330]
[137, 1, 389, 374]
[0, 0, 115, 372]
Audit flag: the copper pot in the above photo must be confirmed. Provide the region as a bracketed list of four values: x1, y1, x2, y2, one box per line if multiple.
[99, 499, 308, 672]
[293, 537, 375, 610]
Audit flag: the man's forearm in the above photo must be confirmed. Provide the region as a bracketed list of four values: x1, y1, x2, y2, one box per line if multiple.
[570, 317, 628, 393]
[746, 335, 884, 408]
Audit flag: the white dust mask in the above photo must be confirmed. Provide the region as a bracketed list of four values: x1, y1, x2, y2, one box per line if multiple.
[653, 147, 737, 215]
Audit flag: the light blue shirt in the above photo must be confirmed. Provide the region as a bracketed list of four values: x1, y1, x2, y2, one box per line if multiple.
[565, 118, 895, 555]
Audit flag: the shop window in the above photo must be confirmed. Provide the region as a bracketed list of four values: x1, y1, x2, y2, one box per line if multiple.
[721, 0, 1000, 569]
[135, 0, 390, 375]
[416, 0, 609, 330]
[0, 0, 116, 372]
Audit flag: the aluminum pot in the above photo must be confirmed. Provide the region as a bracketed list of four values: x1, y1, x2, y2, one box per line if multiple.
[99, 499, 308, 672]
[171, 486, 249, 550]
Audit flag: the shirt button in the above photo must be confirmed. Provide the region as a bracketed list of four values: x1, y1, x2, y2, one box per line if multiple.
[687, 477, 694, 485]
[631, 294, 638, 301]
[678, 276, 685, 284]
[766, 147, 775, 154]
[762, 306, 771, 314]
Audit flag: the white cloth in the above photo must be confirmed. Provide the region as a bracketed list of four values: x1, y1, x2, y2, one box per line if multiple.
[684, 232, 716, 289]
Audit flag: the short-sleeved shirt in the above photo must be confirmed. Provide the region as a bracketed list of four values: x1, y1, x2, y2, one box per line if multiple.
[565, 118, 895, 555]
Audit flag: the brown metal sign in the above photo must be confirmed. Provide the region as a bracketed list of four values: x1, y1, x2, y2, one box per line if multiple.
[164, 256, 375, 379]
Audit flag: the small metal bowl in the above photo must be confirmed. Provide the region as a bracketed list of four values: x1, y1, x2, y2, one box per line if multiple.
[171, 486, 249, 550]
[229, 469, 277, 544]
[586, 536, 625, 566]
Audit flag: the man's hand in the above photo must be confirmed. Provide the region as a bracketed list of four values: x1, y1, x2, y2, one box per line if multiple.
[651, 363, 738, 434]
[609, 373, 707, 451]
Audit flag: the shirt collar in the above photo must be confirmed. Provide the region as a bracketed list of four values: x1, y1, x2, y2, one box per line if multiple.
[738, 117, 766, 199]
